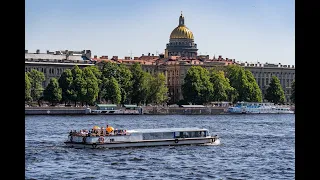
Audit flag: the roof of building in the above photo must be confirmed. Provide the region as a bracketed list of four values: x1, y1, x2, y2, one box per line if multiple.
[124, 105, 138, 108]
[96, 104, 117, 107]
[25, 61, 94, 66]
[25, 53, 88, 61]
[127, 127, 208, 134]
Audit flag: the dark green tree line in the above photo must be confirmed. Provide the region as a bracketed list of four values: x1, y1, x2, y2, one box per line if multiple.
[265, 76, 285, 104]
[40, 62, 167, 106]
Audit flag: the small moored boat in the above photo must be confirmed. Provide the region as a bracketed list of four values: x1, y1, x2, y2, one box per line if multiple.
[64, 127, 220, 149]
[227, 102, 294, 114]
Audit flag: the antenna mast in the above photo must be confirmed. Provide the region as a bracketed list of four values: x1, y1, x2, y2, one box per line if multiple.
[129, 50, 133, 59]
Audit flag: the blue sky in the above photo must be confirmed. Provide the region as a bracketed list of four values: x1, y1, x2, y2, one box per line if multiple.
[25, 0, 295, 65]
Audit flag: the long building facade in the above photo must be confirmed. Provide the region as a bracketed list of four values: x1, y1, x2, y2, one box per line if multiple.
[25, 49, 94, 87]
[25, 13, 295, 104]
[242, 62, 295, 103]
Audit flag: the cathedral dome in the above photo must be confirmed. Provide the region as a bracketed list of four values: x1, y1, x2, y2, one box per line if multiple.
[170, 26, 194, 39]
[169, 12, 194, 40]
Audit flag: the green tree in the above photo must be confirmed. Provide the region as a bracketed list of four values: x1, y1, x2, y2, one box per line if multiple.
[58, 69, 73, 105]
[43, 78, 62, 105]
[117, 64, 133, 104]
[265, 76, 285, 104]
[87, 65, 102, 101]
[27, 69, 45, 102]
[209, 69, 233, 102]
[130, 63, 148, 105]
[245, 70, 263, 102]
[149, 73, 168, 104]
[101, 61, 118, 79]
[144, 72, 154, 105]
[71, 65, 87, 106]
[87, 65, 102, 80]
[290, 80, 295, 104]
[25, 72, 32, 102]
[226, 87, 238, 103]
[102, 77, 121, 104]
[182, 66, 214, 104]
[225, 65, 262, 102]
[100, 62, 133, 104]
[83, 67, 100, 105]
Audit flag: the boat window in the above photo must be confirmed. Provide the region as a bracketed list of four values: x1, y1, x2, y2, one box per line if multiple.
[174, 132, 183, 138]
[197, 131, 204, 137]
[182, 131, 200, 138]
[181, 131, 190, 138]
[142, 132, 172, 140]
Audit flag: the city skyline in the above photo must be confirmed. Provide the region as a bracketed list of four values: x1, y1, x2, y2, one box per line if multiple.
[25, 0, 295, 65]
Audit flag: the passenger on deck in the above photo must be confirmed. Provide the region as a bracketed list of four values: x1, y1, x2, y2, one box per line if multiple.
[102, 127, 106, 136]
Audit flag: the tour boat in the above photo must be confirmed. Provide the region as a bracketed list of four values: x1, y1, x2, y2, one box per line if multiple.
[227, 101, 294, 114]
[64, 127, 220, 149]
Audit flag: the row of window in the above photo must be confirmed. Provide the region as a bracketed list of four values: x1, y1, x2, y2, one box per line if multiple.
[168, 88, 180, 95]
[168, 70, 180, 77]
[168, 78, 180, 85]
[167, 42, 195, 46]
[257, 78, 293, 87]
[252, 72, 295, 78]
[145, 69, 155, 74]
[25, 67, 65, 75]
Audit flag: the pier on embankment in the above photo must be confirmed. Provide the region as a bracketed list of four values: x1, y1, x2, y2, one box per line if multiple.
[25, 106, 227, 115]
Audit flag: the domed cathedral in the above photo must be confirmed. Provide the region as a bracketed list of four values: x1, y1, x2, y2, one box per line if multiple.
[165, 12, 198, 58]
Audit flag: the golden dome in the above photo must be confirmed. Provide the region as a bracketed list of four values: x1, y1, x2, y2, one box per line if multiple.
[170, 25, 194, 39]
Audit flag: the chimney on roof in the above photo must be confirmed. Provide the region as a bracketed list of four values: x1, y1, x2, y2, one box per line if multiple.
[36, 49, 40, 54]
[25, 50, 28, 54]
[94, 55, 97, 59]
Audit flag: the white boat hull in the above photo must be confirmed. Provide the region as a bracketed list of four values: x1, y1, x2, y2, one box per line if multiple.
[227, 107, 294, 114]
[64, 137, 218, 149]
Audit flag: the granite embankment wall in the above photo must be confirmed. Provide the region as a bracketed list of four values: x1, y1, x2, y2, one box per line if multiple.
[25, 106, 227, 115]
[142, 107, 227, 115]
[25, 107, 92, 115]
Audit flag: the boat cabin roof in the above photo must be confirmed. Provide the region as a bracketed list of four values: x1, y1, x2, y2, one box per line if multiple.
[127, 127, 208, 134]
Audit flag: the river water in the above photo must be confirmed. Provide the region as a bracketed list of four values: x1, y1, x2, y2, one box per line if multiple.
[25, 114, 295, 180]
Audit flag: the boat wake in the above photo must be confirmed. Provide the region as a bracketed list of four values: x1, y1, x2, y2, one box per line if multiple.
[201, 139, 221, 146]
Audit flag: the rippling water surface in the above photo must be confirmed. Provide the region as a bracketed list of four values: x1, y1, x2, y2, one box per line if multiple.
[25, 114, 295, 179]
